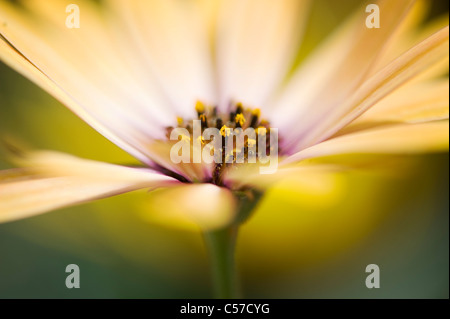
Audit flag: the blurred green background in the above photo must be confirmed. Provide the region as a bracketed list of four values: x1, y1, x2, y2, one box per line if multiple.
[0, 0, 448, 298]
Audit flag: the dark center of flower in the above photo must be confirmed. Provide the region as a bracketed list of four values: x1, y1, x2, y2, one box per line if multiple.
[165, 101, 279, 185]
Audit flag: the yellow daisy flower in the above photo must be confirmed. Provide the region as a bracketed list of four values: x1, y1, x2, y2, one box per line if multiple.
[0, 0, 448, 298]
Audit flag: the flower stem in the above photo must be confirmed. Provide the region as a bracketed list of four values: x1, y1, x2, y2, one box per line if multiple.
[203, 224, 240, 299]
[203, 190, 262, 299]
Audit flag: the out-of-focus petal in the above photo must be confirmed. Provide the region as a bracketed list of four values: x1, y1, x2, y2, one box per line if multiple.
[224, 162, 342, 191]
[0, 0, 178, 166]
[338, 79, 449, 135]
[215, 0, 310, 111]
[139, 184, 236, 231]
[146, 140, 213, 182]
[0, 152, 180, 223]
[270, 0, 415, 150]
[296, 25, 449, 151]
[284, 121, 449, 164]
[110, 0, 216, 118]
[374, 7, 449, 80]
[12, 150, 179, 186]
[0, 32, 157, 166]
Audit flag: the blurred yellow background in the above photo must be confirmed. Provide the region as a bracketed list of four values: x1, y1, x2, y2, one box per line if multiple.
[0, 0, 448, 298]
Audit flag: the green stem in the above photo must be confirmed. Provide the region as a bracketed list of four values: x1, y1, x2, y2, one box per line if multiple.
[203, 224, 240, 299]
[203, 190, 263, 299]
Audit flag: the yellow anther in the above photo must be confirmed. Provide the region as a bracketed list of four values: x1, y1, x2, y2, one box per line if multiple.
[225, 153, 234, 163]
[196, 135, 205, 144]
[252, 108, 261, 117]
[247, 138, 257, 148]
[256, 127, 267, 135]
[195, 100, 205, 114]
[180, 134, 191, 143]
[235, 113, 246, 126]
[220, 125, 230, 137]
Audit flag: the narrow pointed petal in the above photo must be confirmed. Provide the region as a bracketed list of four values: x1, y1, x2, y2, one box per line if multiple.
[270, 0, 415, 148]
[146, 140, 213, 182]
[111, 0, 216, 118]
[284, 121, 449, 164]
[140, 184, 237, 231]
[374, 8, 449, 79]
[0, 0, 177, 166]
[0, 151, 180, 223]
[216, 0, 310, 111]
[339, 79, 449, 135]
[0, 34, 155, 165]
[12, 150, 179, 185]
[298, 26, 449, 150]
[224, 163, 342, 191]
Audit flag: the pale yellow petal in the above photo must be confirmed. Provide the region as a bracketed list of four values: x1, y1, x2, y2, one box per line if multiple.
[0, 172, 136, 223]
[224, 162, 342, 191]
[374, 9, 450, 80]
[139, 184, 236, 231]
[0, 33, 154, 165]
[338, 79, 449, 135]
[216, 0, 310, 111]
[0, 150, 180, 223]
[12, 150, 180, 186]
[297, 25, 449, 150]
[20, 0, 177, 125]
[0, 0, 177, 166]
[285, 121, 449, 164]
[270, 0, 415, 141]
[111, 0, 216, 118]
[146, 140, 213, 182]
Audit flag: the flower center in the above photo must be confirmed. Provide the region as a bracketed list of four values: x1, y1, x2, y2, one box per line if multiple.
[166, 101, 279, 184]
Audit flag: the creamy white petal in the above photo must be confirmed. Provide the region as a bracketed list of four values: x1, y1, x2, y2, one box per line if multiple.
[296, 26, 449, 150]
[20, 0, 176, 129]
[374, 7, 449, 79]
[0, 172, 133, 223]
[12, 150, 179, 185]
[111, 0, 216, 118]
[215, 0, 310, 112]
[269, 0, 415, 151]
[0, 0, 179, 166]
[0, 152, 180, 223]
[0, 34, 157, 165]
[224, 162, 342, 191]
[284, 121, 449, 164]
[140, 183, 237, 231]
[145, 140, 213, 182]
[344, 79, 449, 130]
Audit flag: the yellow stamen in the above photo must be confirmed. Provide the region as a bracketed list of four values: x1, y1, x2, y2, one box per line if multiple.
[252, 108, 261, 117]
[196, 135, 205, 145]
[195, 100, 205, 114]
[220, 125, 230, 137]
[180, 134, 191, 143]
[247, 138, 257, 148]
[235, 113, 246, 126]
[256, 127, 266, 135]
